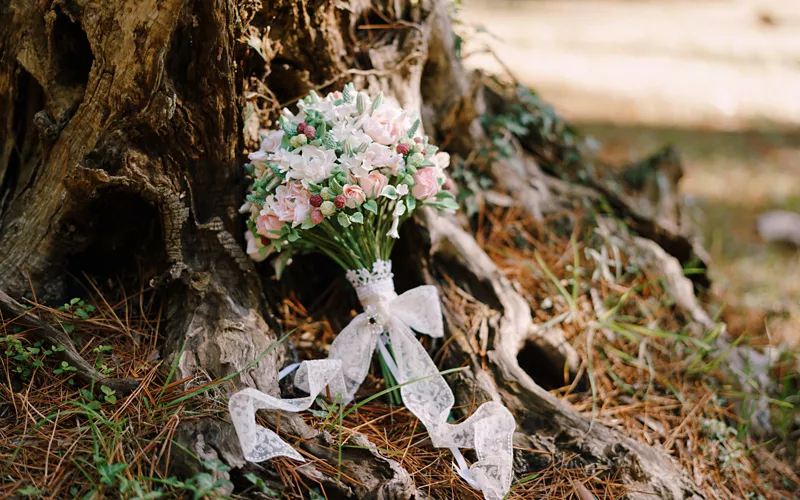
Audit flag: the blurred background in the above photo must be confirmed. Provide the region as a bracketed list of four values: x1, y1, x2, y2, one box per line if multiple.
[458, 0, 800, 347]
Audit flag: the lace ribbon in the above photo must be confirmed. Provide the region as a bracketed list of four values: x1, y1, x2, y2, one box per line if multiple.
[228, 260, 515, 500]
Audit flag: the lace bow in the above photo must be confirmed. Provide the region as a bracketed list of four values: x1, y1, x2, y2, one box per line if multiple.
[228, 261, 515, 500]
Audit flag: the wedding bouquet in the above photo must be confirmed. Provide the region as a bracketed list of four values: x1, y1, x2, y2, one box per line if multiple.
[230, 84, 514, 500]
[240, 82, 457, 270]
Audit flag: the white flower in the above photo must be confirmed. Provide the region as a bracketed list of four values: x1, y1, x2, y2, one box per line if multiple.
[431, 151, 450, 171]
[248, 150, 269, 162]
[363, 105, 408, 145]
[269, 149, 302, 174]
[303, 98, 357, 123]
[340, 152, 372, 179]
[386, 200, 406, 239]
[387, 216, 400, 239]
[396, 184, 409, 196]
[260, 130, 285, 153]
[245, 231, 269, 262]
[366, 143, 404, 175]
[286, 145, 338, 185]
[340, 143, 404, 178]
[331, 119, 372, 147]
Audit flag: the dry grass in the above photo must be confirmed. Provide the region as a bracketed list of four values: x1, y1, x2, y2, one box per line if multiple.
[476, 204, 799, 499]
[1, 205, 797, 498]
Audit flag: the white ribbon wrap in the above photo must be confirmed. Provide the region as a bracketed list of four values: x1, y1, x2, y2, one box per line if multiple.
[228, 260, 515, 500]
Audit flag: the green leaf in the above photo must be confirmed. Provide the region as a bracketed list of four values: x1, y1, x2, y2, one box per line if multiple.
[342, 83, 355, 104]
[202, 459, 231, 473]
[330, 177, 343, 194]
[273, 252, 293, 280]
[363, 199, 378, 214]
[357, 93, 367, 115]
[406, 196, 416, 212]
[337, 212, 351, 228]
[436, 190, 455, 200]
[349, 212, 364, 224]
[380, 185, 397, 200]
[323, 131, 338, 149]
[300, 217, 316, 230]
[371, 92, 383, 112]
[407, 118, 420, 138]
[70, 298, 81, 305]
[430, 198, 459, 211]
[286, 231, 299, 243]
[75, 309, 89, 320]
[18, 485, 42, 497]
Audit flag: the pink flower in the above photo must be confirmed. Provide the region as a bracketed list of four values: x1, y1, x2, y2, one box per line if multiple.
[358, 171, 388, 198]
[411, 167, 440, 200]
[342, 184, 366, 208]
[268, 181, 311, 227]
[362, 106, 406, 145]
[256, 213, 285, 239]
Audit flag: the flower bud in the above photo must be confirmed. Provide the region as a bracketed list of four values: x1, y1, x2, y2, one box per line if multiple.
[320, 187, 335, 200]
[412, 142, 425, 153]
[311, 209, 324, 224]
[290, 134, 307, 148]
[303, 125, 317, 140]
[410, 152, 424, 165]
[334, 195, 346, 209]
[296, 122, 307, 134]
[310, 194, 323, 207]
[396, 143, 411, 155]
[320, 201, 336, 216]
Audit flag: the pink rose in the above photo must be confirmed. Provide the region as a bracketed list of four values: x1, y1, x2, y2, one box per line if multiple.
[269, 181, 311, 227]
[362, 106, 406, 145]
[411, 167, 440, 200]
[342, 184, 366, 208]
[256, 213, 285, 239]
[358, 171, 388, 198]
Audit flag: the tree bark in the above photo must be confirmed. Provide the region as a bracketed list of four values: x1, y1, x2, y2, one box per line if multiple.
[1, 0, 709, 497]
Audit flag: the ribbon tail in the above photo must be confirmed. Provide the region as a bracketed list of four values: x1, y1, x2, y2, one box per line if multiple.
[228, 358, 345, 463]
[387, 317, 454, 428]
[386, 316, 515, 500]
[323, 314, 378, 402]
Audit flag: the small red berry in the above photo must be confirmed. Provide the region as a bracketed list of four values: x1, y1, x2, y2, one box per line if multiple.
[333, 195, 346, 209]
[260, 236, 269, 246]
[396, 143, 411, 155]
[310, 194, 323, 207]
[303, 125, 316, 140]
[296, 122, 307, 134]
[414, 137, 422, 143]
[311, 209, 323, 224]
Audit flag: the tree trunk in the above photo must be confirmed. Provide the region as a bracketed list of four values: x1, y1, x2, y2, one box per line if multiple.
[1, 0, 709, 497]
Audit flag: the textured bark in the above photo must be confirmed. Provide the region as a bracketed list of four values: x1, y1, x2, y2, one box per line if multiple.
[1, 0, 709, 497]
